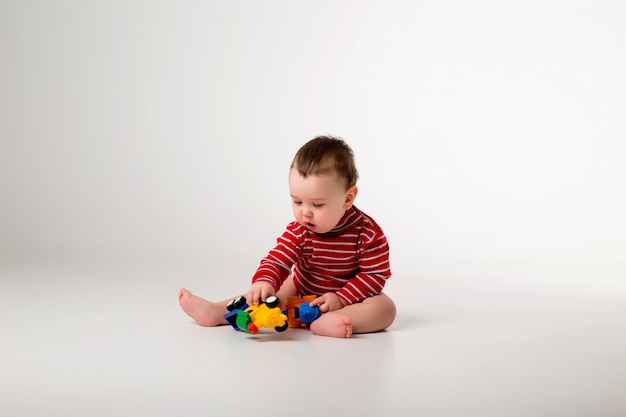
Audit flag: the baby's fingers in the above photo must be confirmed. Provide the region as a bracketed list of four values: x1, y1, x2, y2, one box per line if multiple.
[309, 296, 324, 307]
[247, 289, 261, 305]
[259, 287, 273, 304]
[312, 298, 329, 313]
[309, 298, 320, 307]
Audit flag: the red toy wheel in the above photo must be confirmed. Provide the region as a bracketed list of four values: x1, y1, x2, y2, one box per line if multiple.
[247, 322, 259, 334]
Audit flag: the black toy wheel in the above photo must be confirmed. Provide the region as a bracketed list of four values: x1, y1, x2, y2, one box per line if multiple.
[233, 296, 247, 309]
[275, 323, 288, 332]
[227, 296, 247, 311]
[265, 295, 279, 309]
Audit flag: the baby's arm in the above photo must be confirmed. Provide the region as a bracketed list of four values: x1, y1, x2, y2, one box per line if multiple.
[250, 223, 304, 304]
[335, 231, 391, 305]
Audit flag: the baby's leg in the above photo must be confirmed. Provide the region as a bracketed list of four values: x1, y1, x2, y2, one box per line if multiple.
[179, 277, 299, 327]
[178, 288, 231, 327]
[310, 293, 396, 338]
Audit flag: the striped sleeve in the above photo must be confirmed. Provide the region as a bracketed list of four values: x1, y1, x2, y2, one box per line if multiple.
[251, 223, 303, 291]
[335, 227, 391, 305]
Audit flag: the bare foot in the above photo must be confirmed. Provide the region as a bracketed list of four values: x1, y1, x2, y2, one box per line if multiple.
[178, 288, 227, 327]
[310, 313, 353, 338]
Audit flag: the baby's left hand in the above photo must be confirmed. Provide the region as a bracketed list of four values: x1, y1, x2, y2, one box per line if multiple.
[309, 292, 346, 314]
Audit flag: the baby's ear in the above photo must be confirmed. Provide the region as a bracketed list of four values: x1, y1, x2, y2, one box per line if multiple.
[344, 185, 358, 209]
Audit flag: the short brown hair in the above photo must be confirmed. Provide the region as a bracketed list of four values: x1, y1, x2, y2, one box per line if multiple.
[291, 135, 358, 189]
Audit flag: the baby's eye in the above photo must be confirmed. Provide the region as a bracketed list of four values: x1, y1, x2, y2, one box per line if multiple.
[313, 203, 325, 208]
[293, 200, 302, 205]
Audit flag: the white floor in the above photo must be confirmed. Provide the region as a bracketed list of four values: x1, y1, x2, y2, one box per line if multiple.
[2, 259, 625, 417]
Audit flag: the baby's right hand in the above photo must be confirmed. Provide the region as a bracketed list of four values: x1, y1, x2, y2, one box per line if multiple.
[245, 282, 275, 306]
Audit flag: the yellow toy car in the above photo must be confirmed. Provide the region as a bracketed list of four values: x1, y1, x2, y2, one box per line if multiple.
[225, 295, 289, 334]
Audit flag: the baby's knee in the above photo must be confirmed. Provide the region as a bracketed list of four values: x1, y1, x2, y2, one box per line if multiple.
[367, 293, 397, 327]
[385, 294, 397, 317]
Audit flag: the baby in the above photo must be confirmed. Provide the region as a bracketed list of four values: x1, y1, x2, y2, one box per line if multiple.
[179, 135, 396, 338]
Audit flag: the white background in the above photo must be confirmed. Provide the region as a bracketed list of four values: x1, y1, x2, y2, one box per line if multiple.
[1, 1, 625, 416]
[2, 0, 625, 277]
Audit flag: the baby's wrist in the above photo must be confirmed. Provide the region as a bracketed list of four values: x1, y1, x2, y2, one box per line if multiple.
[333, 292, 348, 307]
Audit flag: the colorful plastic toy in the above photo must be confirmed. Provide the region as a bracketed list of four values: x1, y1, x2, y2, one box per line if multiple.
[285, 295, 321, 328]
[224, 295, 289, 334]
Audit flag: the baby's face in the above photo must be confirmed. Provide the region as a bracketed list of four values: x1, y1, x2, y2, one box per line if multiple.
[288, 168, 356, 234]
